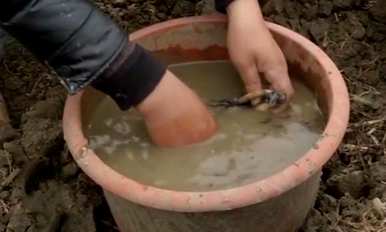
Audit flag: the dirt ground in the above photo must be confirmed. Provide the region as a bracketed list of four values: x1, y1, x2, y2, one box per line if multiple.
[1, 0, 386, 231]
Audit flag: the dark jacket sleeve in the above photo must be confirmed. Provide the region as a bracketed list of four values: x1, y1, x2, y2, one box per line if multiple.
[215, 0, 235, 13]
[0, 0, 165, 110]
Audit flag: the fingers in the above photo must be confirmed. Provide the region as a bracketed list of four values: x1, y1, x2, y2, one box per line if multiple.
[237, 91, 264, 104]
[237, 89, 287, 112]
[256, 103, 271, 111]
[232, 51, 294, 113]
[264, 69, 293, 113]
[235, 61, 263, 94]
[264, 68, 295, 101]
[253, 90, 287, 112]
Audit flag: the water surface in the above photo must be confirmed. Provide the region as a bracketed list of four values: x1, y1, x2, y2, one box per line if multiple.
[86, 61, 324, 192]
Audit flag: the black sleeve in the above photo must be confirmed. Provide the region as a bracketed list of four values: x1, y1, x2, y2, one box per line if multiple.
[0, 0, 165, 110]
[215, 0, 235, 13]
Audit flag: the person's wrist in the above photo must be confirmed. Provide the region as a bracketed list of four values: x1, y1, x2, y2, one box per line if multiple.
[227, 0, 271, 40]
[227, 0, 265, 25]
[136, 70, 202, 120]
[136, 71, 191, 121]
[227, 0, 259, 13]
[136, 70, 171, 116]
[136, 71, 218, 147]
[92, 44, 166, 111]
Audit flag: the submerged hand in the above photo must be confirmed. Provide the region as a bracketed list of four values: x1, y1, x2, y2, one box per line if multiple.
[136, 70, 217, 147]
[227, 0, 294, 111]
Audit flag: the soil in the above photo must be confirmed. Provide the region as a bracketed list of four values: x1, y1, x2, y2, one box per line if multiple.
[0, 0, 386, 231]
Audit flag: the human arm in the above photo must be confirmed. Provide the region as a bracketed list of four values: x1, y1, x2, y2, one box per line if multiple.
[0, 0, 217, 147]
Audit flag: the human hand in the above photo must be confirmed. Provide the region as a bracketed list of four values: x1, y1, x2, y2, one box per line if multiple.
[226, 0, 294, 111]
[136, 70, 217, 147]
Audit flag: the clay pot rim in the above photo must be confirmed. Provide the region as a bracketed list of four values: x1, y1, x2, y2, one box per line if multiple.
[63, 15, 349, 212]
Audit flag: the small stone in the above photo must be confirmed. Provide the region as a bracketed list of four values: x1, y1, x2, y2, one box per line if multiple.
[263, 0, 285, 15]
[372, 197, 386, 218]
[318, 1, 333, 16]
[319, 193, 337, 211]
[0, 124, 19, 145]
[0, 190, 10, 199]
[112, 0, 126, 7]
[197, 0, 216, 14]
[309, 19, 330, 43]
[156, 12, 167, 19]
[326, 170, 366, 199]
[3, 140, 26, 165]
[351, 26, 366, 40]
[369, 1, 386, 23]
[333, 0, 354, 9]
[171, 0, 195, 17]
[0, 149, 11, 167]
[6, 203, 33, 232]
[62, 162, 79, 179]
[23, 98, 63, 121]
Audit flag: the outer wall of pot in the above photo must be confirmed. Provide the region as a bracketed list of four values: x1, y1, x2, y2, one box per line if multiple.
[105, 173, 320, 232]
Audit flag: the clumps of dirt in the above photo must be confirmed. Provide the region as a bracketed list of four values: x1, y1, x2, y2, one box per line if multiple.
[0, 94, 101, 232]
[0, 47, 103, 230]
[260, 0, 386, 231]
[94, 0, 202, 33]
[20, 98, 64, 159]
[0, 44, 61, 127]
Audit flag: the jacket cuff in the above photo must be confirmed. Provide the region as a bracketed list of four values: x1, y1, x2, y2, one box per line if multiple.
[91, 44, 166, 111]
[215, 0, 235, 13]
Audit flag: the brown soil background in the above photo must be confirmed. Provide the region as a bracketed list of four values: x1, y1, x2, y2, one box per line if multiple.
[1, 0, 386, 231]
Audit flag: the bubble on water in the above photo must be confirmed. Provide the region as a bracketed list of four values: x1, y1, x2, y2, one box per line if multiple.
[132, 136, 140, 143]
[140, 142, 150, 148]
[199, 156, 231, 176]
[104, 144, 116, 154]
[89, 135, 111, 149]
[244, 133, 257, 140]
[214, 133, 227, 141]
[154, 179, 167, 187]
[105, 118, 113, 127]
[127, 152, 134, 160]
[141, 150, 149, 160]
[113, 121, 131, 135]
[292, 104, 303, 116]
[305, 102, 313, 107]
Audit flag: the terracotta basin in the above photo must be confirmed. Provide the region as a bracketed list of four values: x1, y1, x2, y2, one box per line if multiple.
[63, 15, 349, 232]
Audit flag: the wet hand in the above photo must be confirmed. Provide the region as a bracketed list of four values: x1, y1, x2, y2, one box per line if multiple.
[136, 70, 217, 147]
[237, 89, 287, 111]
[227, 0, 294, 111]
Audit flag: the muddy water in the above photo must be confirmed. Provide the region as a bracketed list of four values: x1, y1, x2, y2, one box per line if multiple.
[86, 61, 324, 192]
